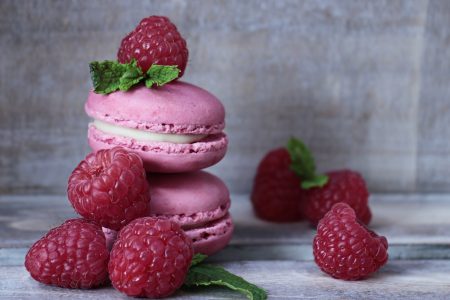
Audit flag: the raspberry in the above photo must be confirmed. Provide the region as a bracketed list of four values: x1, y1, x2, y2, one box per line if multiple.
[118, 16, 188, 77]
[302, 170, 371, 226]
[25, 219, 109, 289]
[251, 148, 304, 222]
[313, 203, 388, 280]
[109, 217, 193, 298]
[68, 147, 150, 231]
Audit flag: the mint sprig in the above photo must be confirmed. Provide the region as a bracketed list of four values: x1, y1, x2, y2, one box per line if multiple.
[286, 137, 329, 189]
[89, 60, 180, 94]
[184, 254, 267, 300]
[190, 253, 208, 267]
[145, 64, 180, 88]
[118, 60, 144, 91]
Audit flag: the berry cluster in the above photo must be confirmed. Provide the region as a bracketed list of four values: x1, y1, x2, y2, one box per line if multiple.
[25, 147, 193, 297]
[25, 16, 194, 296]
[25, 16, 267, 300]
[251, 138, 388, 280]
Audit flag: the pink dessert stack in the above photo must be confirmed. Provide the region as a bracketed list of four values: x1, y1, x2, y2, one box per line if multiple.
[25, 16, 266, 300]
[86, 82, 234, 255]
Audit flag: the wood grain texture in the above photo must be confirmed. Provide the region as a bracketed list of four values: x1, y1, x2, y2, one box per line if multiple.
[2, 194, 450, 298]
[1, 194, 450, 260]
[1, 0, 449, 194]
[2, 259, 450, 299]
[417, 0, 450, 192]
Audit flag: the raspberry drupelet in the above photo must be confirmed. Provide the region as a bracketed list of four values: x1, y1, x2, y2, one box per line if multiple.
[118, 16, 189, 77]
[67, 147, 150, 231]
[313, 203, 388, 280]
[251, 148, 305, 222]
[109, 217, 194, 298]
[25, 219, 109, 289]
[302, 170, 371, 226]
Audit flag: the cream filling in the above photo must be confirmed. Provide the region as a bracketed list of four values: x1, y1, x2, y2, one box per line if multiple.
[92, 120, 208, 144]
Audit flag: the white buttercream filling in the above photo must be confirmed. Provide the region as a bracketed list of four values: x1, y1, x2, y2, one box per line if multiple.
[92, 120, 208, 144]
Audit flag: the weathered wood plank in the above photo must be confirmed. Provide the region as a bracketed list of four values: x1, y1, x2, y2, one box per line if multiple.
[2, 194, 450, 298]
[5, 241, 450, 269]
[4, 0, 450, 194]
[2, 260, 450, 299]
[1, 194, 450, 261]
[417, 0, 450, 192]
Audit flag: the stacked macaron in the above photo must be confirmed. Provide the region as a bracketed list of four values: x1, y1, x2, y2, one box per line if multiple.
[85, 16, 233, 255]
[85, 82, 227, 173]
[148, 171, 233, 255]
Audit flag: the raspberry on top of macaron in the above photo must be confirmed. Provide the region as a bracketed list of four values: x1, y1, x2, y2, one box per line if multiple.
[117, 16, 189, 77]
[86, 16, 228, 173]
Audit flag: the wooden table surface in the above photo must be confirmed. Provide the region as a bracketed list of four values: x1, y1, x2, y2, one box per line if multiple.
[1, 194, 450, 299]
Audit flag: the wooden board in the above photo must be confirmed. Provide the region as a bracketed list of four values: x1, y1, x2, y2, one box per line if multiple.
[2, 259, 450, 299]
[1, 0, 450, 194]
[1, 194, 450, 299]
[2, 194, 450, 247]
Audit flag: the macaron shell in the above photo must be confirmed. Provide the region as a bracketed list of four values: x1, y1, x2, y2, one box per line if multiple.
[148, 171, 230, 222]
[185, 214, 234, 255]
[85, 82, 225, 135]
[150, 201, 230, 229]
[88, 126, 227, 172]
[100, 215, 234, 256]
[102, 227, 117, 251]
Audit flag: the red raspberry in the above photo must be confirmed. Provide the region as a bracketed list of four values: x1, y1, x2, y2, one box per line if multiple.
[25, 219, 109, 289]
[109, 217, 193, 298]
[117, 16, 188, 77]
[251, 148, 304, 222]
[313, 203, 388, 280]
[302, 170, 371, 226]
[68, 147, 150, 231]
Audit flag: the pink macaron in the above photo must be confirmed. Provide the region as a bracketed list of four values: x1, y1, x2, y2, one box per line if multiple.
[85, 81, 228, 173]
[102, 227, 117, 251]
[149, 171, 234, 255]
[99, 171, 233, 255]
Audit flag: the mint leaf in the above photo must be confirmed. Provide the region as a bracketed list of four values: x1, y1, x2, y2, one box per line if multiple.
[89, 61, 179, 94]
[286, 137, 329, 189]
[146, 65, 180, 88]
[286, 138, 316, 178]
[118, 60, 144, 91]
[191, 253, 208, 267]
[301, 174, 329, 189]
[89, 60, 144, 94]
[184, 264, 267, 300]
[89, 60, 128, 94]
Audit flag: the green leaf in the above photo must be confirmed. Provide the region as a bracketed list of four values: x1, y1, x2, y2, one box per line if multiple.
[286, 137, 329, 189]
[190, 253, 208, 267]
[89, 61, 179, 94]
[89, 60, 144, 94]
[301, 174, 329, 189]
[286, 137, 316, 178]
[118, 60, 144, 91]
[145, 64, 180, 88]
[184, 264, 267, 300]
[89, 60, 128, 94]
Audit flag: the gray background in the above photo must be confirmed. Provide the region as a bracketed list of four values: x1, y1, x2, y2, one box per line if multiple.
[0, 0, 449, 195]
